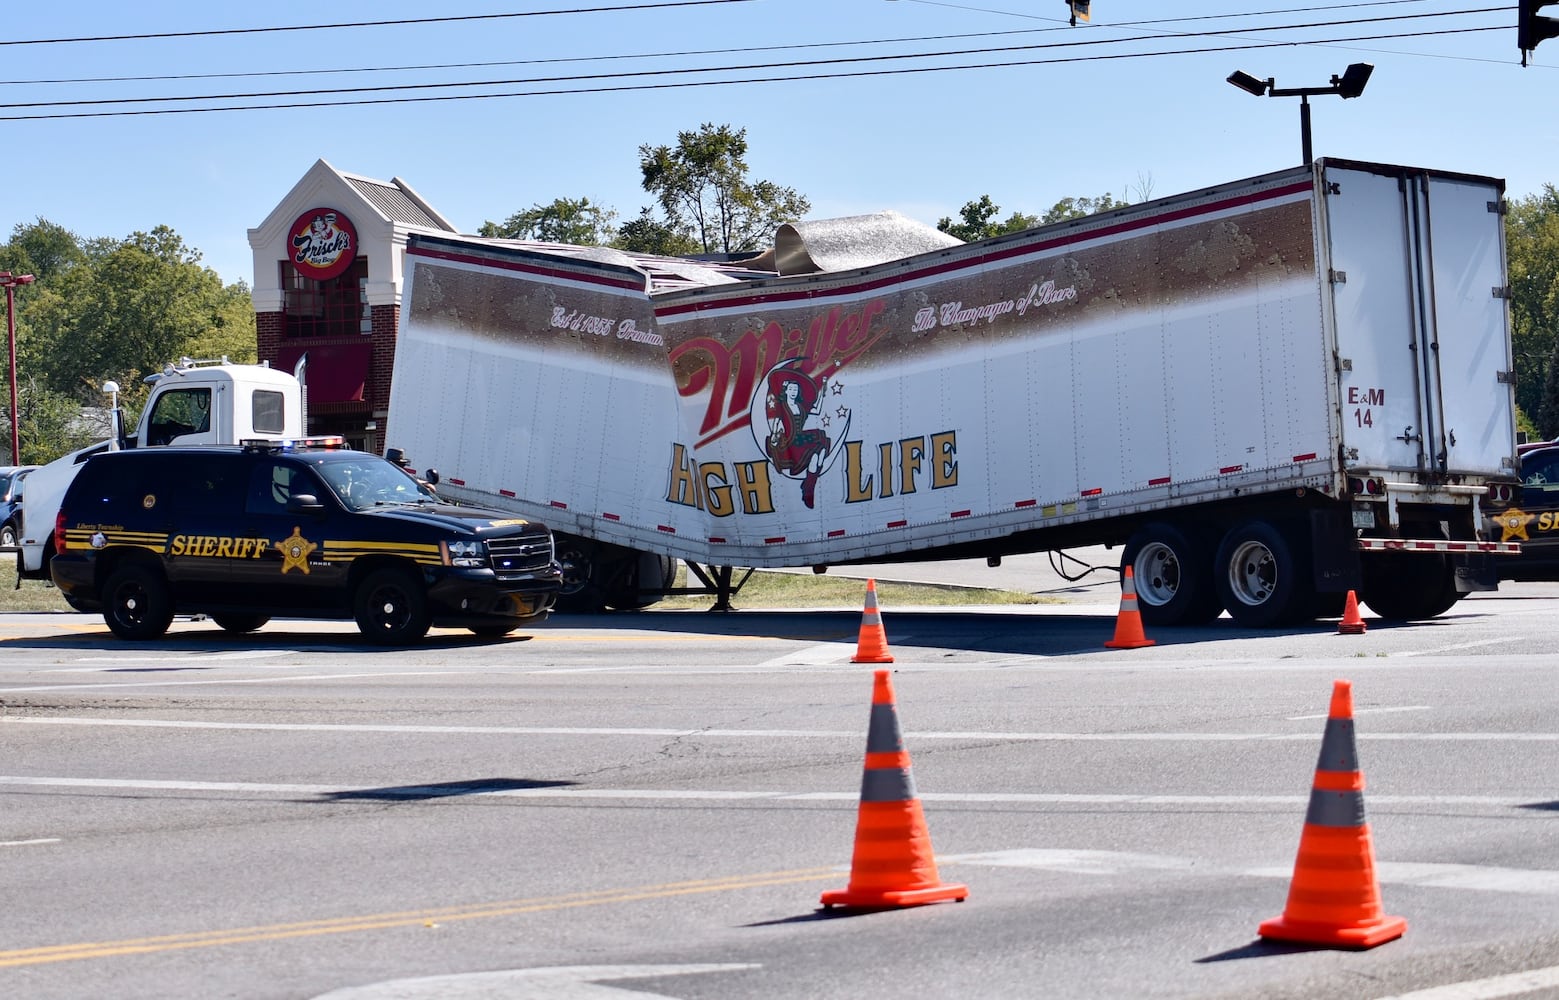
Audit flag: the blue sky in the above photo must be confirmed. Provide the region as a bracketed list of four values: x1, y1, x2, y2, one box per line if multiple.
[1, 1, 1552, 288]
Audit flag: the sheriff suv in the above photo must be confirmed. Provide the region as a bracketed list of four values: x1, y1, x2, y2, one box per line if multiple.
[51, 439, 562, 644]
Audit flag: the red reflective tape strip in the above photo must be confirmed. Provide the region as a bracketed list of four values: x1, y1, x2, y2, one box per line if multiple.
[656, 525, 675, 534]
[1015, 499, 1038, 508]
[828, 529, 846, 538]
[1293, 453, 1318, 462]
[707, 536, 726, 544]
[1220, 465, 1243, 474]
[765, 536, 786, 544]
[546, 498, 564, 507]
[499, 489, 516, 498]
[951, 509, 971, 518]
[601, 512, 621, 521]
[1081, 487, 1102, 497]
[1148, 476, 1170, 486]
[887, 519, 907, 529]
[448, 478, 466, 486]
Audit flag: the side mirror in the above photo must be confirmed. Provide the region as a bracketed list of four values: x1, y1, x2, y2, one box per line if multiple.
[286, 494, 326, 515]
[426, 469, 440, 485]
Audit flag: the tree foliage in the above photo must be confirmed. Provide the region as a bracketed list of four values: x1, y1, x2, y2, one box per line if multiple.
[637, 123, 809, 255]
[478, 196, 619, 245]
[1, 220, 254, 464]
[938, 192, 1130, 242]
[615, 207, 700, 256]
[1507, 185, 1559, 437]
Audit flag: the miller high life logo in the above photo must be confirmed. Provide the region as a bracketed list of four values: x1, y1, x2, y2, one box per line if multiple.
[289, 207, 357, 280]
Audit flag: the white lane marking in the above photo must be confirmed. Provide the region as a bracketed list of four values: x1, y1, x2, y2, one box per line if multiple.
[71, 650, 297, 663]
[1288, 706, 1432, 721]
[1397, 637, 1525, 658]
[7, 716, 1559, 742]
[0, 777, 1535, 811]
[0, 838, 60, 847]
[311, 963, 761, 1000]
[754, 642, 855, 668]
[1370, 965, 1559, 1000]
[0, 671, 478, 693]
[951, 852, 1559, 897]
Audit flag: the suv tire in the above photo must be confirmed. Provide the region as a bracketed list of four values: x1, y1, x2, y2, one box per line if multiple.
[211, 613, 271, 634]
[103, 565, 175, 640]
[354, 568, 431, 645]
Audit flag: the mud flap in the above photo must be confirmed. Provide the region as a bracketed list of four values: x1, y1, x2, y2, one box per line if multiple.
[1453, 554, 1498, 592]
[1310, 508, 1362, 594]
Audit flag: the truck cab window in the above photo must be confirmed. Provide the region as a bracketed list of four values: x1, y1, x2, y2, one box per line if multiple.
[146, 388, 212, 446]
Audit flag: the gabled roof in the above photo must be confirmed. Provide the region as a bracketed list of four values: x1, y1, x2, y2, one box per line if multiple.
[343, 173, 457, 231]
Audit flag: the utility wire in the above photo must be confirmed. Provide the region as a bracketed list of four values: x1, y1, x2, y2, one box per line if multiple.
[0, 0, 1474, 86]
[0, 24, 1505, 122]
[0, 0, 755, 47]
[0, 8, 1506, 112]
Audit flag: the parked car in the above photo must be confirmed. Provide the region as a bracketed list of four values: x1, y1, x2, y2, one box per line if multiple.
[1, 465, 38, 547]
[50, 439, 562, 643]
[1491, 444, 1559, 580]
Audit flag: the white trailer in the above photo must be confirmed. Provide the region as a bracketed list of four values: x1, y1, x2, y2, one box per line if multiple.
[387, 158, 1520, 626]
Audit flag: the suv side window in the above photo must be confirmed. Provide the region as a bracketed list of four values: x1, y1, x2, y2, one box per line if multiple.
[166, 453, 247, 518]
[245, 459, 321, 515]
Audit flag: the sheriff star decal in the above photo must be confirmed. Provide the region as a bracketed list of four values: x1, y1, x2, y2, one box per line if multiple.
[1496, 508, 1533, 542]
[275, 527, 318, 574]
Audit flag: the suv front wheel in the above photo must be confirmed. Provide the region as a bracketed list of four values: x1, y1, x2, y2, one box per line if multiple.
[103, 565, 175, 640]
[353, 568, 431, 645]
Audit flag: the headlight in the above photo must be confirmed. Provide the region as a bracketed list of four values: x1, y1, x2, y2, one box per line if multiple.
[443, 539, 487, 568]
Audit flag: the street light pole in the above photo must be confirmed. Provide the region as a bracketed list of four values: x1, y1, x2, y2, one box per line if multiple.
[1225, 63, 1373, 167]
[0, 271, 36, 465]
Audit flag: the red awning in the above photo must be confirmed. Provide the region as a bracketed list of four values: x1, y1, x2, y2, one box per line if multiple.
[273, 341, 371, 404]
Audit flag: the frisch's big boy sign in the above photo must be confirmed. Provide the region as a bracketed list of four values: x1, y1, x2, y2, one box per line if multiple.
[289, 208, 357, 280]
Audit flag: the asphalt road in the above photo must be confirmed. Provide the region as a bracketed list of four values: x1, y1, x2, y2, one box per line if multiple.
[2, 580, 1558, 1000]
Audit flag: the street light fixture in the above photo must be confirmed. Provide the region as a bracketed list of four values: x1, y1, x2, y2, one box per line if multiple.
[0, 271, 36, 465]
[1225, 62, 1374, 166]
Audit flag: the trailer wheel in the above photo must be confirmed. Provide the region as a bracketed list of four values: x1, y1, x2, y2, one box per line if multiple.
[1214, 520, 1310, 628]
[554, 536, 605, 613]
[1122, 523, 1222, 626]
[604, 553, 674, 611]
[211, 613, 270, 634]
[1360, 552, 1459, 621]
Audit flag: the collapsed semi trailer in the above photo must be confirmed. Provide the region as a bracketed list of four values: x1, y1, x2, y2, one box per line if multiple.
[385, 158, 1521, 626]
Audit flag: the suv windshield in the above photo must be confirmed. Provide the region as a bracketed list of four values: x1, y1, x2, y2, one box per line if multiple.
[310, 455, 442, 511]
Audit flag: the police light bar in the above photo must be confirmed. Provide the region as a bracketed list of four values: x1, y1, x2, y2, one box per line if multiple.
[240, 435, 347, 452]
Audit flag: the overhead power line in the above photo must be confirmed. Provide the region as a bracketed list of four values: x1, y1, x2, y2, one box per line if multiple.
[0, 23, 1508, 122]
[0, 0, 756, 47]
[0, 8, 1507, 112]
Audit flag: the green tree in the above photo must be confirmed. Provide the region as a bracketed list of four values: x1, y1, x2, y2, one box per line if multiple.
[1507, 185, 1559, 436]
[478, 196, 619, 245]
[638, 123, 809, 255]
[1040, 193, 1129, 224]
[614, 207, 700, 256]
[2, 220, 256, 462]
[937, 195, 1040, 241]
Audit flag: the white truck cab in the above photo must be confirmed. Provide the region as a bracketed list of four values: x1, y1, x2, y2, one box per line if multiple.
[15, 357, 306, 581]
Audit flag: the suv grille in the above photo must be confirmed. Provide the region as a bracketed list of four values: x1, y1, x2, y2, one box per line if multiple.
[487, 533, 554, 578]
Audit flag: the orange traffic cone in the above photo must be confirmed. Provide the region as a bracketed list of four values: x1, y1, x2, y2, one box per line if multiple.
[1104, 566, 1156, 649]
[1259, 679, 1405, 949]
[850, 579, 894, 664]
[1337, 590, 1367, 635]
[821, 669, 968, 910]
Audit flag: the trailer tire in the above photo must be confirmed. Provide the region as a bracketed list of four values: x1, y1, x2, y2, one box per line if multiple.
[553, 536, 606, 614]
[1360, 552, 1459, 621]
[1213, 520, 1311, 628]
[1122, 523, 1222, 626]
[604, 553, 674, 611]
